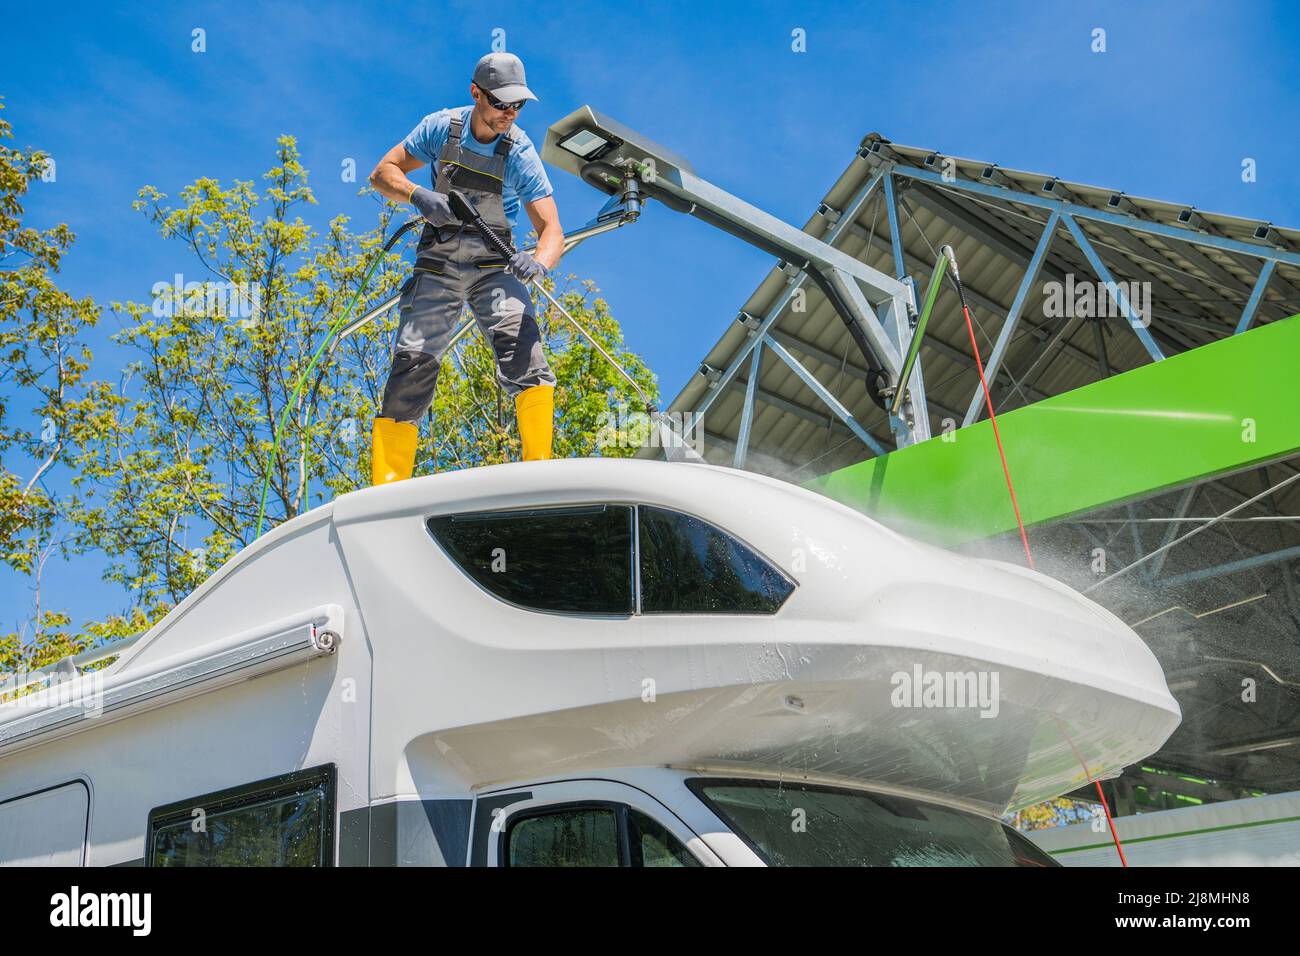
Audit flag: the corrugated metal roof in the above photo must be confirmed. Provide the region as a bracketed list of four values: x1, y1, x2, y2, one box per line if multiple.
[643, 133, 1300, 482]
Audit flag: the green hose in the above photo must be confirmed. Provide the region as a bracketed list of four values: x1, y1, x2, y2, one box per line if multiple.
[253, 219, 421, 539]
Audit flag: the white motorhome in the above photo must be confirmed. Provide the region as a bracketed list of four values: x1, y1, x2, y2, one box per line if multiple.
[0, 459, 1180, 867]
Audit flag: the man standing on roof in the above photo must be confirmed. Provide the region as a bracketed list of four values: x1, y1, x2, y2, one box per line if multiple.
[367, 52, 563, 484]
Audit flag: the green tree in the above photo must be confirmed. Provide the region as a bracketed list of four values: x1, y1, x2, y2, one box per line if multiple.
[0, 99, 102, 574]
[0, 98, 111, 671]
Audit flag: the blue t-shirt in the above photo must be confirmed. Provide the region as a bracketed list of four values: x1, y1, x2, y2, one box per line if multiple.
[402, 106, 552, 227]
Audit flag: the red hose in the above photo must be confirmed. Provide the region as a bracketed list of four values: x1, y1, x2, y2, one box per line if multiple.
[957, 299, 1034, 569]
[953, 273, 1128, 866]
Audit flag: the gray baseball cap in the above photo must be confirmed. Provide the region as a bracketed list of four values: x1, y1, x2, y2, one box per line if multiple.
[472, 52, 538, 103]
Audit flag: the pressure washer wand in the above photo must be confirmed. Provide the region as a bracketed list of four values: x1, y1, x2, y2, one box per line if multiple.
[447, 191, 703, 461]
[446, 190, 655, 410]
[890, 248, 948, 418]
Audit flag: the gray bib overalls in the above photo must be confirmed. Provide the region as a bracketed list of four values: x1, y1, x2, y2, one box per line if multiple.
[380, 115, 556, 423]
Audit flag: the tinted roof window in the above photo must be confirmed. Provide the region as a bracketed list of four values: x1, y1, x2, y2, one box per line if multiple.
[637, 506, 793, 614]
[429, 505, 633, 614]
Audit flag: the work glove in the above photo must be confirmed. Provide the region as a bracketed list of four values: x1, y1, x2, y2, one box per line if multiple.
[409, 186, 458, 228]
[509, 250, 547, 282]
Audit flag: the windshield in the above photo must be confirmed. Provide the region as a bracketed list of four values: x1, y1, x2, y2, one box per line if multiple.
[689, 778, 1058, 867]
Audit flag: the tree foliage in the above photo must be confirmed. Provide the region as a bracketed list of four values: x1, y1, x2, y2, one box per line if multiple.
[0, 98, 113, 672]
[1, 118, 658, 674]
[0, 99, 102, 580]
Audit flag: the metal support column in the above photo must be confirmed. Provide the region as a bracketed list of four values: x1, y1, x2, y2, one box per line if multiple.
[733, 340, 764, 468]
[883, 172, 931, 444]
[963, 211, 1060, 426]
[1062, 213, 1166, 363]
[1150, 484, 1199, 580]
[1159, 544, 1300, 588]
[1237, 259, 1276, 335]
[762, 334, 886, 456]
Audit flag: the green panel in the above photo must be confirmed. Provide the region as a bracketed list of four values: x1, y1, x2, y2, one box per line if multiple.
[805, 315, 1300, 547]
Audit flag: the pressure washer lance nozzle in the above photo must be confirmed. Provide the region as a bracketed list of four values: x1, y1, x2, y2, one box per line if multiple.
[940, 244, 960, 281]
[941, 244, 973, 313]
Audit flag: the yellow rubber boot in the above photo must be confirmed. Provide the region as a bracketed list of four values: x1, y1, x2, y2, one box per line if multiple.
[371, 417, 418, 485]
[515, 385, 555, 461]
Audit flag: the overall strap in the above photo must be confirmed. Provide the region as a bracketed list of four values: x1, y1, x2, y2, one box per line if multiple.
[493, 127, 516, 158]
[446, 114, 464, 147]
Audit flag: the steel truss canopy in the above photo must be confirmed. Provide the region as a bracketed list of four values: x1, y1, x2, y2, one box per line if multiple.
[549, 112, 1300, 807]
[596, 129, 1300, 479]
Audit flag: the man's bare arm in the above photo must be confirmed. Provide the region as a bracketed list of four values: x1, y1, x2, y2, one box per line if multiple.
[369, 144, 426, 204]
[524, 196, 563, 272]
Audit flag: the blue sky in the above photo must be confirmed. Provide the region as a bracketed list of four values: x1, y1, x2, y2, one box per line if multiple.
[3, 0, 1298, 631]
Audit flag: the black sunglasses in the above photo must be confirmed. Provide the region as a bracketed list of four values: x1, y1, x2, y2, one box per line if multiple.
[476, 85, 525, 112]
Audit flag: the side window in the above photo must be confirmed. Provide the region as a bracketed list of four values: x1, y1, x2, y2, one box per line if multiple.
[0, 782, 90, 867]
[506, 806, 621, 867]
[428, 505, 633, 614]
[148, 765, 335, 867]
[638, 506, 794, 613]
[504, 803, 701, 867]
[627, 808, 700, 867]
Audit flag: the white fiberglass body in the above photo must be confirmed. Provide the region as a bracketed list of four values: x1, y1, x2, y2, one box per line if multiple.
[0, 458, 1180, 865]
